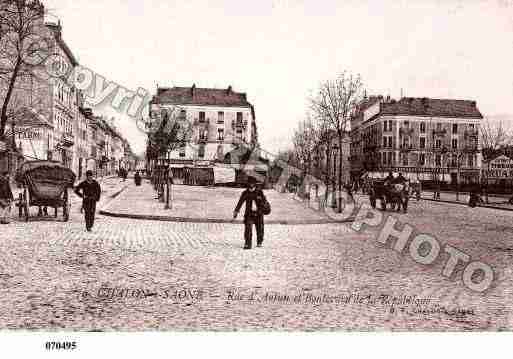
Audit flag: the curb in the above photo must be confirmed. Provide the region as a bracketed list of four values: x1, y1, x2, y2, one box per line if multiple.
[98, 184, 130, 212]
[98, 209, 356, 225]
[98, 183, 356, 225]
[419, 197, 513, 212]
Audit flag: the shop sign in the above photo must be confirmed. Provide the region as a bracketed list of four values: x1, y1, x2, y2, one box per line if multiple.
[482, 155, 513, 178]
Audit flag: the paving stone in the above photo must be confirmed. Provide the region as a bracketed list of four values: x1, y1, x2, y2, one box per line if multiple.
[0, 185, 511, 330]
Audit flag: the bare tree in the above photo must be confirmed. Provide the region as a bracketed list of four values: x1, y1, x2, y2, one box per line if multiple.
[309, 71, 364, 211]
[0, 0, 51, 140]
[292, 117, 318, 174]
[479, 118, 513, 202]
[480, 118, 513, 162]
[146, 106, 192, 169]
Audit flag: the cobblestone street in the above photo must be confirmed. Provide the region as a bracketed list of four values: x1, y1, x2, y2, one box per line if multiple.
[0, 183, 512, 330]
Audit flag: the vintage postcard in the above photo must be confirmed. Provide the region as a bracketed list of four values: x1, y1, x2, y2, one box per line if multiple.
[0, 0, 512, 355]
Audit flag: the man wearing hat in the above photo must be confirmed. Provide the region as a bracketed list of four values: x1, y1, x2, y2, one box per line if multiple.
[74, 170, 101, 232]
[0, 171, 14, 224]
[233, 176, 267, 250]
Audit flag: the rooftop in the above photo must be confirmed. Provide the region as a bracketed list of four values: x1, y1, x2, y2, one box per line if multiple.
[376, 97, 483, 120]
[152, 85, 252, 108]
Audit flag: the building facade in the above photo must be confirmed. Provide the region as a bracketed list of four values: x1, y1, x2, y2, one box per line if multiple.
[0, 12, 135, 179]
[350, 96, 483, 184]
[148, 85, 258, 166]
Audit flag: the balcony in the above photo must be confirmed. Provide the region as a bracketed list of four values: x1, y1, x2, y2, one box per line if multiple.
[363, 144, 378, 151]
[432, 129, 447, 136]
[61, 132, 74, 147]
[231, 120, 248, 130]
[464, 129, 478, 138]
[399, 127, 414, 136]
[399, 144, 414, 152]
[193, 118, 210, 126]
[463, 145, 479, 153]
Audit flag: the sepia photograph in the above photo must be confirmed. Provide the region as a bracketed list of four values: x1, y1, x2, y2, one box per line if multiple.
[0, 0, 512, 356]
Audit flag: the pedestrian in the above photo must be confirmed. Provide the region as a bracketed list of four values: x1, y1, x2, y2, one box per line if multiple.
[0, 171, 14, 224]
[233, 176, 269, 250]
[134, 171, 142, 186]
[74, 170, 101, 232]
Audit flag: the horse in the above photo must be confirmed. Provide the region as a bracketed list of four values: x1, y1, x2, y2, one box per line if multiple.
[369, 180, 409, 213]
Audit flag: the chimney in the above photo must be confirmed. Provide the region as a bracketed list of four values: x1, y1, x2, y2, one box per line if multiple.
[227, 85, 232, 94]
[191, 84, 196, 97]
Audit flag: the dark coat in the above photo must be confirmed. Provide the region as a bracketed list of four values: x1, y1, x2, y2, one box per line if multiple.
[235, 188, 267, 219]
[74, 180, 101, 203]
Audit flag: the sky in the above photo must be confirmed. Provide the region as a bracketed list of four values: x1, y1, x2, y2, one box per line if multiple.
[43, 0, 513, 156]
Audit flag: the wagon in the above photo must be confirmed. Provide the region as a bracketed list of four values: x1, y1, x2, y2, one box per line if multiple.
[15, 160, 76, 222]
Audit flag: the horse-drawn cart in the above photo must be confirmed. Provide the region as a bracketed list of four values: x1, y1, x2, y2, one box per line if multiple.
[15, 161, 76, 222]
[369, 179, 410, 213]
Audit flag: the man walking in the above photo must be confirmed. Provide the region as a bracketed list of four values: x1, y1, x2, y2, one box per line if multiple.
[233, 177, 267, 250]
[74, 170, 101, 232]
[0, 171, 14, 224]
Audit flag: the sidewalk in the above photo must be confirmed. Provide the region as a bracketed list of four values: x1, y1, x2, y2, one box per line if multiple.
[100, 180, 350, 224]
[420, 190, 513, 211]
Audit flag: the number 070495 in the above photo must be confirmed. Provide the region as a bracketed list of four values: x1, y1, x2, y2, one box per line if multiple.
[45, 342, 77, 350]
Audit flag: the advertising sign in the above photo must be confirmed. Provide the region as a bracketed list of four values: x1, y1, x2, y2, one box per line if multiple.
[213, 166, 236, 183]
[482, 155, 513, 178]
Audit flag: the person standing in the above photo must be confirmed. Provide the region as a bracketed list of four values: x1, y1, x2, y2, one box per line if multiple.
[233, 177, 267, 250]
[134, 171, 142, 186]
[0, 171, 14, 224]
[74, 170, 101, 232]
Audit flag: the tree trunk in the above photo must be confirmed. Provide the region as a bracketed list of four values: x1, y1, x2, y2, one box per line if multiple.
[325, 142, 330, 202]
[337, 135, 343, 213]
[0, 59, 21, 139]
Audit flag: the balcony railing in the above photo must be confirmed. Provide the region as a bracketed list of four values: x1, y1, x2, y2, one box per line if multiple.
[231, 120, 248, 130]
[433, 129, 447, 136]
[363, 144, 378, 151]
[463, 145, 479, 153]
[399, 144, 414, 152]
[399, 127, 414, 136]
[193, 118, 210, 126]
[61, 132, 74, 147]
[464, 129, 478, 138]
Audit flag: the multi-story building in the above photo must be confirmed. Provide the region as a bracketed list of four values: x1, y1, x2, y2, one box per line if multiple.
[45, 21, 79, 169]
[351, 96, 483, 184]
[75, 106, 91, 179]
[148, 84, 258, 165]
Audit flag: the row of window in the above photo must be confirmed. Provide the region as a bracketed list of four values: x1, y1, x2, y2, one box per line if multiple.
[55, 82, 74, 108]
[383, 120, 476, 134]
[55, 113, 72, 135]
[380, 152, 475, 167]
[198, 128, 245, 141]
[382, 136, 477, 149]
[173, 109, 245, 124]
[178, 144, 228, 159]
